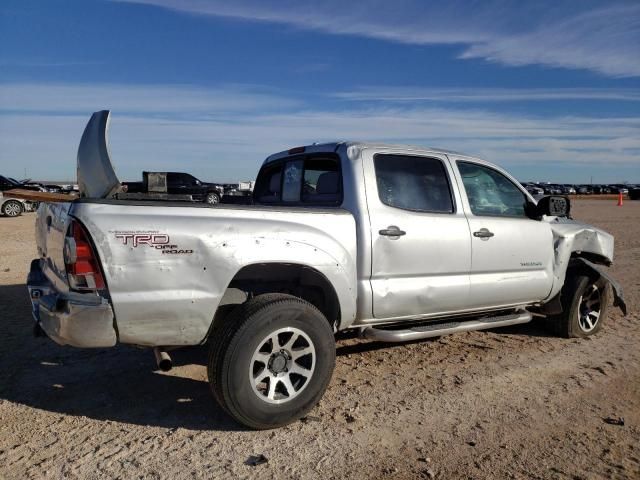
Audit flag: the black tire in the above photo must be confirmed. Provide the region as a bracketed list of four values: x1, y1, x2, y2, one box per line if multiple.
[208, 293, 336, 429]
[2, 200, 23, 217]
[552, 273, 611, 338]
[205, 192, 220, 205]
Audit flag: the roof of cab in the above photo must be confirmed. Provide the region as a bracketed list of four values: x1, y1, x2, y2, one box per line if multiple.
[263, 141, 471, 165]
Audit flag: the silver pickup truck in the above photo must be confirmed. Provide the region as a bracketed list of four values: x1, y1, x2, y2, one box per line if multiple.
[27, 111, 626, 429]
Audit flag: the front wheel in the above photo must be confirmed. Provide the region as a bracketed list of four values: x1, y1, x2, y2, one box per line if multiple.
[2, 200, 23, 217]
[553, 274, 611, 338]
[208, 294, 336, 429]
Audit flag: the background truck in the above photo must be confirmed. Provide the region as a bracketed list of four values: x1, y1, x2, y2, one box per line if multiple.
[122, 171, 225, 204]
[27, 111, 625, 429]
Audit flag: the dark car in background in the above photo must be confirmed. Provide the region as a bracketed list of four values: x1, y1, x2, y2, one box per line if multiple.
[122, 171, 225, 204]
[607, 185, 629, 194]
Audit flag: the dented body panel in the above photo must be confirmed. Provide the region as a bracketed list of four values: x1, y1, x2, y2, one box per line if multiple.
[70, 201, 357, 346]
[545, 217, 619, 303]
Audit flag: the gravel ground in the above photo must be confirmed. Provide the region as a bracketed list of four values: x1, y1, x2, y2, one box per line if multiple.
[0, 200, 638, 479]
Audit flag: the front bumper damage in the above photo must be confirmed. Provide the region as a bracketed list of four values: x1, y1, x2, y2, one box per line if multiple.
[27, 259, 117, 347]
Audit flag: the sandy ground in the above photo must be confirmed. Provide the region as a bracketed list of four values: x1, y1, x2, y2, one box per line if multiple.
[0, 200, 638, 480]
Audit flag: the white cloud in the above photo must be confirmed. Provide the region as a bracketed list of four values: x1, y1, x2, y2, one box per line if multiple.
[0, 83, 299, 116]
[114, 0, 640, 77]
[1, 82, 638, 182]
[333, 87, 640, 103]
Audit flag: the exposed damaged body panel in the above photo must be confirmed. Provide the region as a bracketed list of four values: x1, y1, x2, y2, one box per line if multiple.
[70, 201, 358, 346]
[77, 110, 122, 199]
[546, 217, 625, 315]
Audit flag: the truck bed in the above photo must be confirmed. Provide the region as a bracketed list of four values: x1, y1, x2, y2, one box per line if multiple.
[35, 199, 357, 346]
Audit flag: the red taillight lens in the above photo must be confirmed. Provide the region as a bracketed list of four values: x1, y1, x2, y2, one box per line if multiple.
[65, 221, 105, 290]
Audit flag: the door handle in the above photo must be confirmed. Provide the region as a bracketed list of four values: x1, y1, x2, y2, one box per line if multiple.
[379, 226, 406, 237]
[473, 228, 494, 239]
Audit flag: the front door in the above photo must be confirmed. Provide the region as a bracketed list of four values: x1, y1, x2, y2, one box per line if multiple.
[364, 151, 472, 320]
[453, 159, 554, 309]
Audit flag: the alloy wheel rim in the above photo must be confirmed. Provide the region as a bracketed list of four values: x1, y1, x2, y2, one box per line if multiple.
[5, 202, 20, 216]
[249, 327, 315, 404]
[206, 194, 219, 204]
[578, 283, 601, 333]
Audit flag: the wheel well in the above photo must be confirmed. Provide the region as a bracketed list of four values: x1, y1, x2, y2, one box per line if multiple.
[568, 252, 611, 283]
[569, 251, 611, 267]
[211, 263, 340, 335]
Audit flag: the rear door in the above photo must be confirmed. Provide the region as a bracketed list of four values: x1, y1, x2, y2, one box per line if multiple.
[451, 159, 554, 308]
[364, 150, 472, 319]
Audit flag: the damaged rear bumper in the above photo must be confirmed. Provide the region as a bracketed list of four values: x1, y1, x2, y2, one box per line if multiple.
[27, 259, 117, 347]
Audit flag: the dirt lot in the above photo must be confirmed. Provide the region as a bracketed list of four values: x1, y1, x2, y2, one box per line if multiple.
[0, 200, 638, 479]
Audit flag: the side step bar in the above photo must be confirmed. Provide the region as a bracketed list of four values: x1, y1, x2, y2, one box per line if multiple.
[362, 311, 532, 343]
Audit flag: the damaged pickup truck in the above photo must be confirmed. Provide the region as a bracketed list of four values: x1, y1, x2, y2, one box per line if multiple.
[27, 111, 626, 429]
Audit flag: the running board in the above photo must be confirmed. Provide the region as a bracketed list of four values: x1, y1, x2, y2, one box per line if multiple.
[362, 311, 532, 343]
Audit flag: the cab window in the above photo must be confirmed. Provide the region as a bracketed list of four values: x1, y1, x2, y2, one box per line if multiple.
[374, 154, 454, 213]
[457, 161, 527, 217]
[254, 155, 342, 206]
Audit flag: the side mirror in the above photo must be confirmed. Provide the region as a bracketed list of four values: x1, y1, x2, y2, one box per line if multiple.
[535, 195, 571, 218]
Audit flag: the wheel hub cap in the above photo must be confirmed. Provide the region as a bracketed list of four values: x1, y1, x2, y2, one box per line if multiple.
[268, 351, 290, 374]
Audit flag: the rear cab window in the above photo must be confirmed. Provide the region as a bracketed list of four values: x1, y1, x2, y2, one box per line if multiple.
[254, 154, 343, 206]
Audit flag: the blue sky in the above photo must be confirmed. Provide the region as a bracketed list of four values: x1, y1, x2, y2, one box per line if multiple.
[0, 0, 639, 183]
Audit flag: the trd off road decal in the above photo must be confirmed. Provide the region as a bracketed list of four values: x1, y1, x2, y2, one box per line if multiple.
[111, 230, 193, 255]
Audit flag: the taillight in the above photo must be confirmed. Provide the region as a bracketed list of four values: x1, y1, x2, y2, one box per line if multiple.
[64, 221, 105, 290]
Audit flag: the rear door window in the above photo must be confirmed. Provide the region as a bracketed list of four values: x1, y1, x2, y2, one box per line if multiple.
[374, 154, 454, 213]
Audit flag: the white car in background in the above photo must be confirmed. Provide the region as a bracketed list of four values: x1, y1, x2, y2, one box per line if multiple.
[0, 193, 34, 217]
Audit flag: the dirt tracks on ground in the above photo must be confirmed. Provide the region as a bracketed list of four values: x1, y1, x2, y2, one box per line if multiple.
[1, 200, 638, 479]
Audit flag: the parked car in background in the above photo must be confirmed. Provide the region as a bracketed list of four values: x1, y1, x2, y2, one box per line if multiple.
[576, 185, 592, 194]
[0, 175, 42, 216]
[608, 185, 629, 194]
[122, 171, 225, 204]
[1, 175, 44, 193]
[0, 193, 38, 217]
[524, 184, 544, 196]
[542, 184, 562, 195]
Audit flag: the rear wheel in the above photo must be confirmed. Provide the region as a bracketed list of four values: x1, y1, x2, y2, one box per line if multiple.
[2, 200, 23, 217]
[205, 192, 220, 204]
[553, 273, 611, 338]
[208, 293, 336, 429]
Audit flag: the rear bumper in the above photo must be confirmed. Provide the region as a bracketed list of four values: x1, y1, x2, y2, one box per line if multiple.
[27, 259, 117, 348]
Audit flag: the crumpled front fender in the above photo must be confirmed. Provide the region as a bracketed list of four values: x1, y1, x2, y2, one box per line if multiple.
[572, 257, 627, 316]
